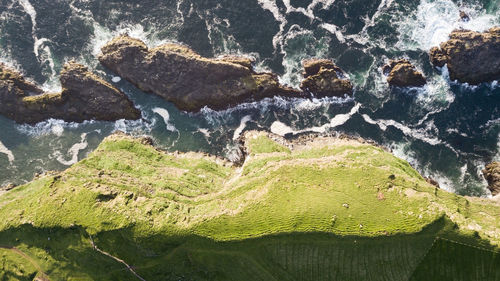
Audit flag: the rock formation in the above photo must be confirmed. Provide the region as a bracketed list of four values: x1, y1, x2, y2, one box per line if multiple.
[483, 162, 500, 196]
[300, 59, 353, 97]
[383, 59, 426, 87]
[98, 35, 353, 112]
[459, 11, 470, 22]
[0, 62, 140, 124]
[429, 27, 500, 84]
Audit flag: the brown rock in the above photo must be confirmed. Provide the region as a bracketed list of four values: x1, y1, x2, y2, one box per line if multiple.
[383, 59, 426, 87]
[0, 62, 140, 124]
[483, 162, 500, 196]
[98, 34, 303, 112]
[299, 59, 353, 97]
[429, 27, 500, 84]
[459, 10, 470, 22]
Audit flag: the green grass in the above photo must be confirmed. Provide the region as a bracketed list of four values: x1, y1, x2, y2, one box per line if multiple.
[0, 131, 499, 280]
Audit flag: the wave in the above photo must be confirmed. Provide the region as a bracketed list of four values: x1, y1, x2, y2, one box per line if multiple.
[271, 103, 360, 136]
[232, 115, 252, 140]
[396, 0, 499, 51]
[16, 119, 84, 137]
[0, 140, 14, 163]
[55, 133, 88, 166]
[152, 107, 177, 132]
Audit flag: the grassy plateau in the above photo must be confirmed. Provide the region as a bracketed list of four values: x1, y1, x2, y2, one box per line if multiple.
[0, 131, 499, 280]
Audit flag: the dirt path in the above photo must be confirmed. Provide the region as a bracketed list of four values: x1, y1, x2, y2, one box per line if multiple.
[0, 245, 51, 280]
[88, 235, 147, 281]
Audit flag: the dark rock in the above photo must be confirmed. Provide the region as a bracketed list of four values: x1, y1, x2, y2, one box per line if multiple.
[383, 59, 426, 87]
[0, 62, 140, 124]
[299, 59, 353, 97]
[429, 27, 500, 84]
[0, 183, 16, 191]
[425, 177, 440, 188]
[98, 35, 354, 111]
[98, 34, 303, 112]
[483, 162, 500, 196]
[459, 11, 470, 22]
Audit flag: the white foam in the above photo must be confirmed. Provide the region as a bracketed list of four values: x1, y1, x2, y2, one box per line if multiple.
[390, 142, 455, 192]
[361, 114, 444, 146]
[198, 128, 211, 138]
[396, 0, 499, 51]
[232, 115, 252, 140]
[56, 133, 88, 166]
[271, 103, 360, 136]
[0, 140, 14, 163]
[16, 119, 82, 137]
[152, 107, 177, 132]
[111, 76, 121, 83]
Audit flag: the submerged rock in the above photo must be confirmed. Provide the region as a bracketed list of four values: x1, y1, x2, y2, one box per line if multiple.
[483, 162, 500, 196]
[99, 35, 354, 111]
[459, 10, 470, 22]
[98, 34, 302, 111]
[300, 59, 353, 97]
[383, 59, 426, 87]
[0, 62, 140, 124]
[429, 27, 500, 84]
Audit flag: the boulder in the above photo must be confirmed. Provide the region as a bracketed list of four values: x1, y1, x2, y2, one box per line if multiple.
[98, 35, 303, 112]
[429, 27, 500, 84]
[483, 162, 500, 196]
[299, 59, 353, 97]
[0, 62, 140, 124]
[383, 59, 426, 87]
[459, 11, 470, 22]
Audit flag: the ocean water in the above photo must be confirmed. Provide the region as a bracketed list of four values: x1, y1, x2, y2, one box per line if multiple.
[0, 0, 499, 196]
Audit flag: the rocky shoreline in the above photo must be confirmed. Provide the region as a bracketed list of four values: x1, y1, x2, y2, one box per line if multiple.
[0, 62, 140, 124]
[430, 27, 500, 84]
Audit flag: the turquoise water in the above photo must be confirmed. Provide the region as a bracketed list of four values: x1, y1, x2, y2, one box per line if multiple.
[0, 0, 499, 196]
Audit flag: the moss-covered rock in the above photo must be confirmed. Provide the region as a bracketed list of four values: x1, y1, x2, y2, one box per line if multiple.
[429, 27, 500, 84]
[0, 62, 140, 124]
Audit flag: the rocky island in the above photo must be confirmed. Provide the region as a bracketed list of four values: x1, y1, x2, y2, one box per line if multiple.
[0, 131, 499, 280]
[0, 62, 140, 124]
[383, 59, 426, 87]
[98, 35, 353, 112]
[430, 27, 500, 84]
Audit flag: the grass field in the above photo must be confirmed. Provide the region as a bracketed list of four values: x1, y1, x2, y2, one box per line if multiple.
[0, 131, 499, 280]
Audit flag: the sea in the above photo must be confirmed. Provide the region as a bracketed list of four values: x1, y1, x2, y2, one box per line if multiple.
[0, 0, 499, 196]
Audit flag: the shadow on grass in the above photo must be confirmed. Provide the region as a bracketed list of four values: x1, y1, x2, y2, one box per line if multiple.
[0, 217, 499, 281]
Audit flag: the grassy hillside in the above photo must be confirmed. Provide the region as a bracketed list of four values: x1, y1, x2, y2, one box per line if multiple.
[0, 131, 499, 280]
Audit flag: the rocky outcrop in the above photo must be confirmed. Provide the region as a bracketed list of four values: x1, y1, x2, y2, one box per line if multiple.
[429, 27, 500, 84]
[98, 35, 353, 111]
[483, 162, 500, 196]
[0, 62, 140, 124]
[382, 59, 426, 87]
[300, 59, 353, 97]
[98, 35, 303, 111]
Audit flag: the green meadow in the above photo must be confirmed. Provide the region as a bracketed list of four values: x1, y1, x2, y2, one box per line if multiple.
[0, 131, 499, 280]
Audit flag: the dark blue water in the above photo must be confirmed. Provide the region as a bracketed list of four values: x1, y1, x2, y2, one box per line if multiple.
[0, 0, 499, 196]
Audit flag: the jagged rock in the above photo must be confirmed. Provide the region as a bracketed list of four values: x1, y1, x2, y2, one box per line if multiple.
[98, 35, 303, 111]
[483, 162, 500, 196]
[0, 62, 140, 124]
[425, 177, 440, 188]
[429, 27, 500, 84]
[459, 11, 470, 22]
[299, 59, 353, 97]
[383, 59, 426, 87]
